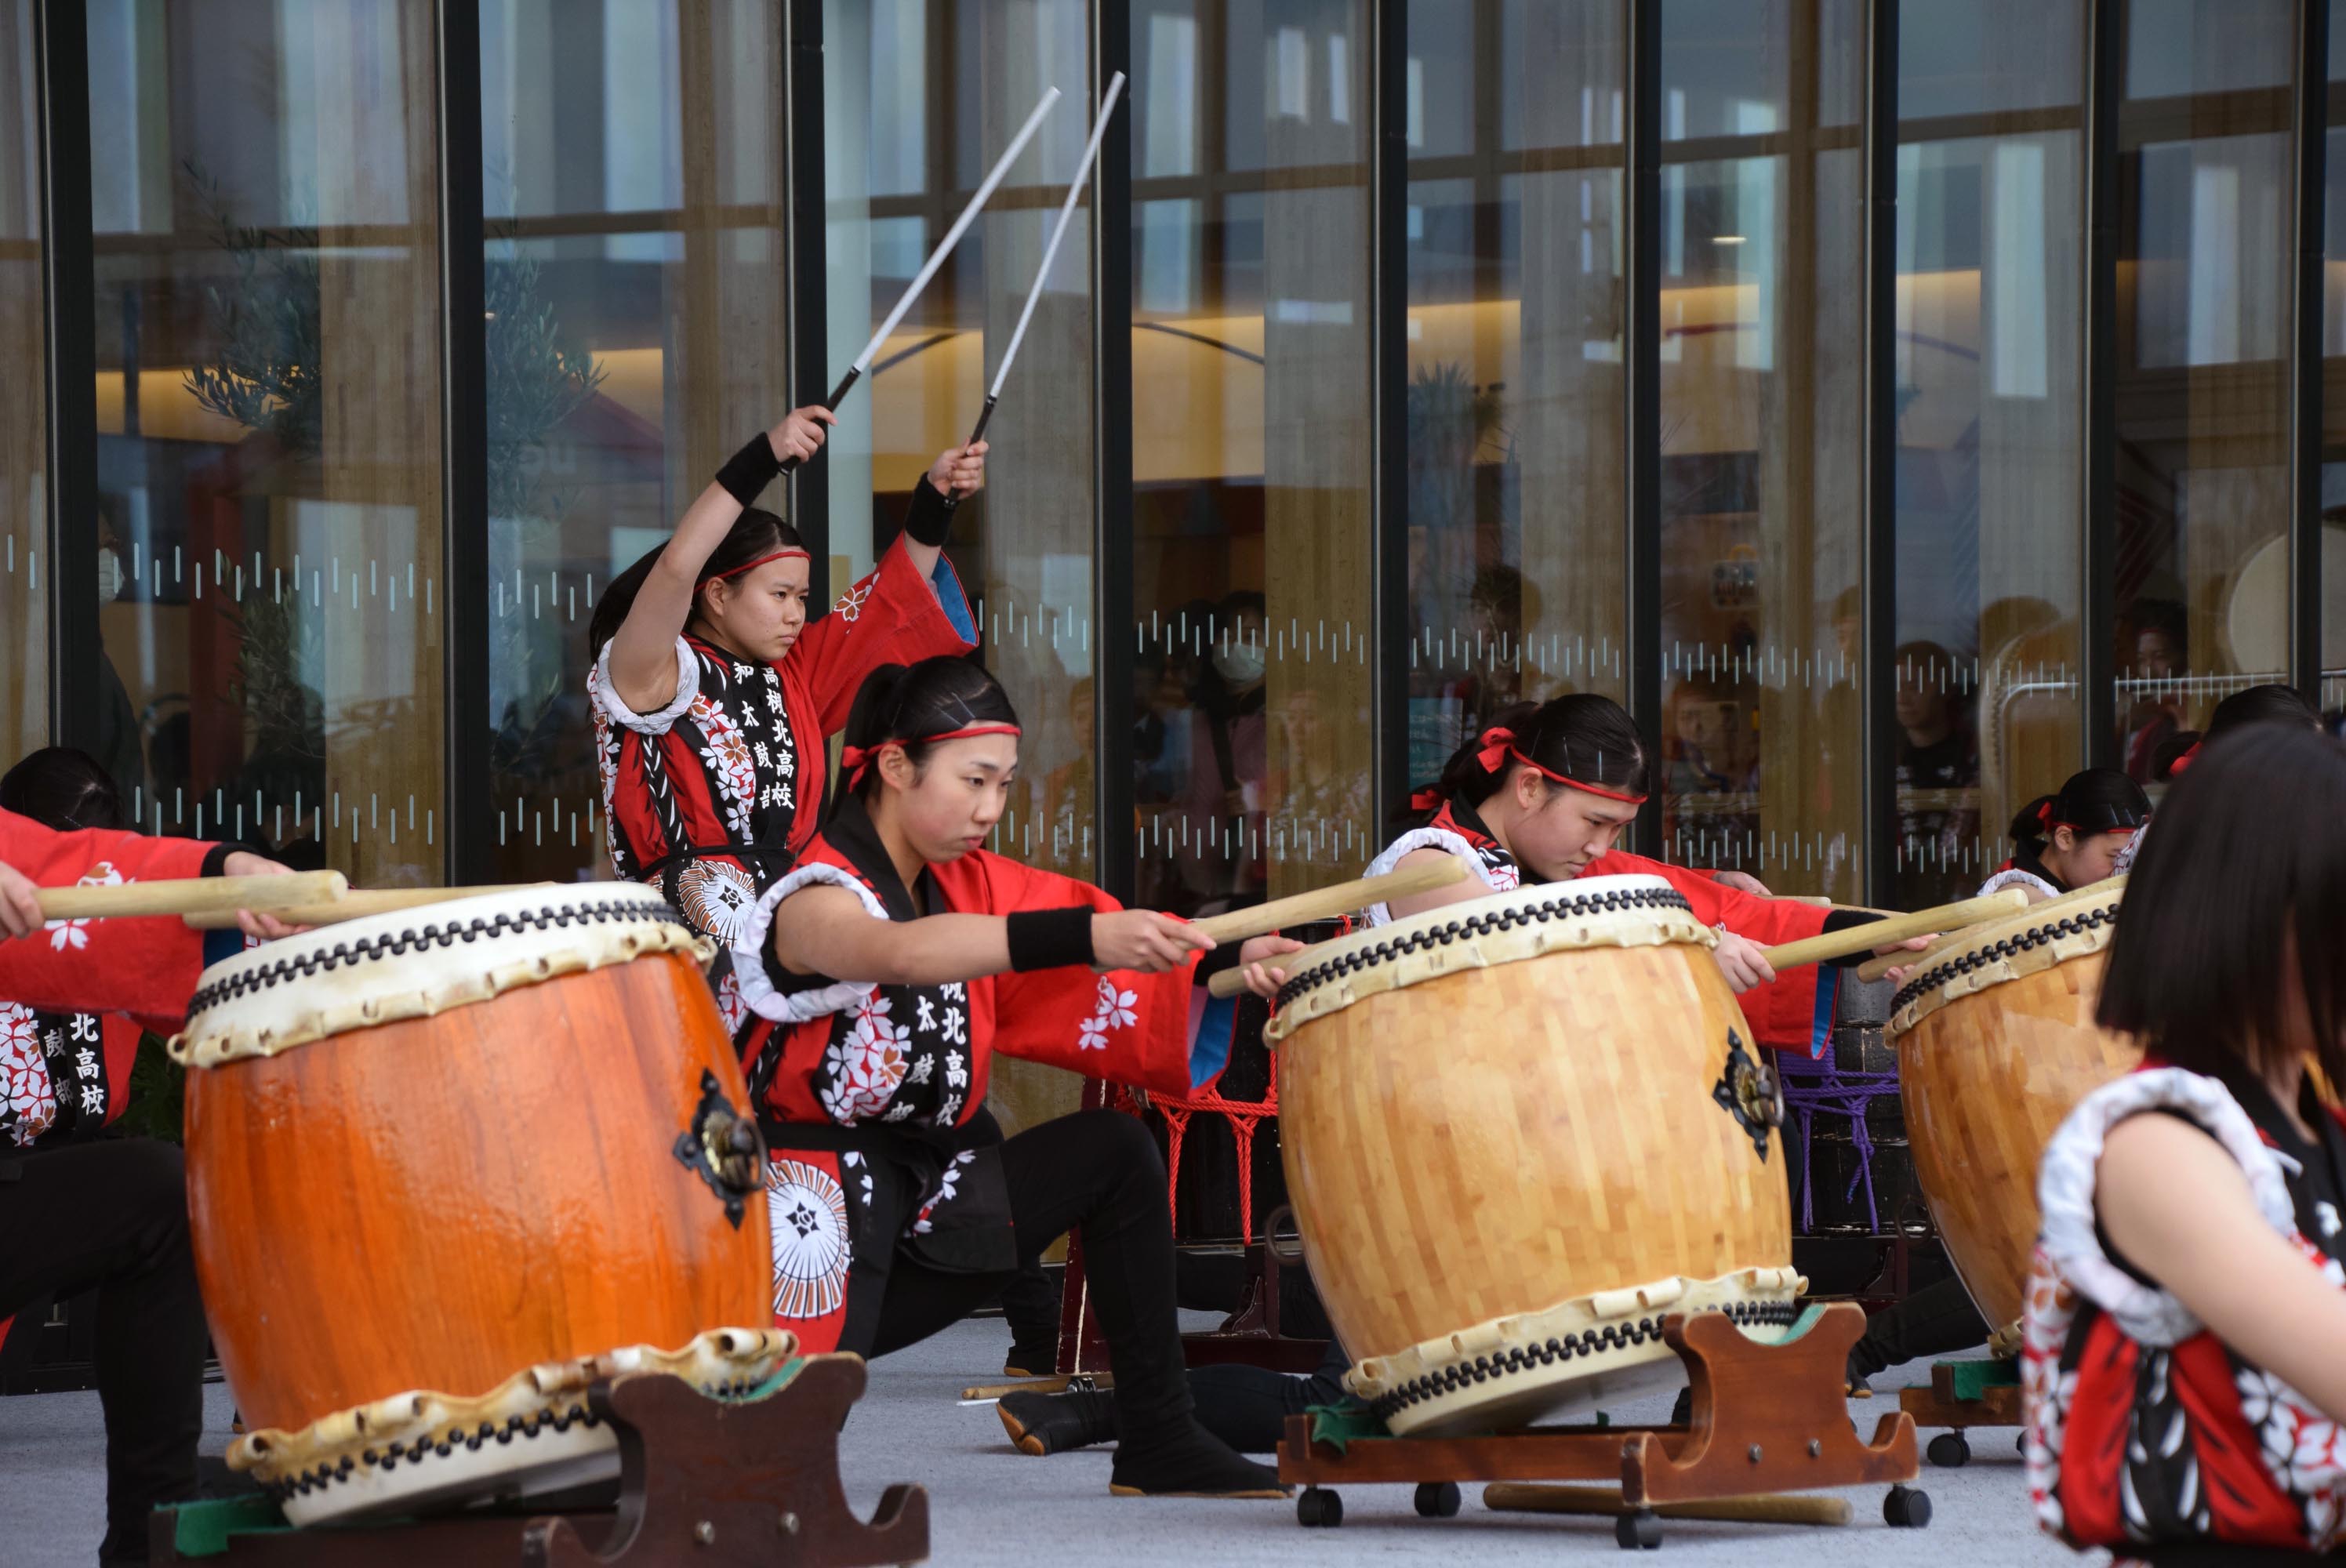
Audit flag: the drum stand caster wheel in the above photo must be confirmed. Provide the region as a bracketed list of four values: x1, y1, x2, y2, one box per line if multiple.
[1413, 1481, 1462, 1518]
[1883, 1484, 1934, 1529]
[1927, 1430, 1971, 1468]
[1615, 1508, 1663, 1550]
[1297, 1486, 1344, 1528]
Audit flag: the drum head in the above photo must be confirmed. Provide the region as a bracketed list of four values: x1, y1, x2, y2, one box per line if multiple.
[1887, 876, 2124, 1035]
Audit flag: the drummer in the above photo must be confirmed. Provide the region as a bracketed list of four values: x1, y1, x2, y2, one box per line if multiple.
[1980, 768, 2146, 904]
[2119, 682, 2320, 876]
[732, 655, 1299, 1499]
[0, 781, 302, 1567]
[586, 406, 985, 1032]
[1360, 695, 1910, 1056]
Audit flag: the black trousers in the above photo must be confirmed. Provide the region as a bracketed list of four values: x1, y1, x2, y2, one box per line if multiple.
[0, 1138, 206, 1562]
[1849, 1275, 1990, 1380]
[1187, 1338, 1352, 1454]
[870, 1110, 1192, 1436]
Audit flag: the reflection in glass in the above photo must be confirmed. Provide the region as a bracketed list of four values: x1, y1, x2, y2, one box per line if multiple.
[2113, 0, 2293, 768]
[1130, 0, 1376, 920]
[1, 1, 42, 760]
[480, 0, 787, 884]
[1894, 0, 2086, 905]
[1656, 0, 1865, 895]
[88, 0, 444, 882]
[1404, 2, 1627, 787]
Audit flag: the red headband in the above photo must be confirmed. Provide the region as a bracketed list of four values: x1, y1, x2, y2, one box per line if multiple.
[714, 546, 812, 581]
[1472, 727, 1650, 807]
[2168, 740, 2202, 775]
[842, 724, 1022, 786]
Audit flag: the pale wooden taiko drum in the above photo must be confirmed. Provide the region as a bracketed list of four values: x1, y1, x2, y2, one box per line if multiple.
[1267, 874, 1802, 1436]
[1887, 878, 2139, 1338]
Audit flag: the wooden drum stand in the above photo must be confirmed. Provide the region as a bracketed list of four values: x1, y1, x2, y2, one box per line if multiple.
[147, 1358, 928, 1568]
[1276, 1303, 1929, 1550]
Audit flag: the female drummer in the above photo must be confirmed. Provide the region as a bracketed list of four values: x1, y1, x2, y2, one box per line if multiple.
[2023, 724, 2346, 1559]
[1982, 768, 2147, 904]
[732, 655, 1298, 1499]
[586, 408, 985, 1028]
[1351, 695, 1896, 1056]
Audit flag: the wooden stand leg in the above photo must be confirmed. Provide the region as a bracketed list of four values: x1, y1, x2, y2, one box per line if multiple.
[149, 1358, 928, 1567]
[1276, 1303, 1926, 1540]
[1899, 1358, 2025, 1468]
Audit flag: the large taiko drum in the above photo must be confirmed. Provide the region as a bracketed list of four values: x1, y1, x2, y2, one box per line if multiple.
[172, 884, 785, 1524]
[1887, 878, 2139, 1338]
[1267, 874, 1803, 1436]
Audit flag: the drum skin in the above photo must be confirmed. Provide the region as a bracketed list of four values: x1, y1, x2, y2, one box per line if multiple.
[1278, 935, 1791, 1404]
[184, 948, 770, 1436]
[1895, 951, 2137, 1332]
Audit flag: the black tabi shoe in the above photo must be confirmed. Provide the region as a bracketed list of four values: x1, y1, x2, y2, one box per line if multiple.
[998, 1387, 1119, 1457]
[1107, 1419, 1287, 1498]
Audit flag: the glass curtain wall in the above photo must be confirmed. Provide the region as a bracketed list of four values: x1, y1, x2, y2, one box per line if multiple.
[2112, 0, 2295, 771]
[2, 0, 41, 762]
[85, 0, 445, 883]
[1655, 0, 1866, 895]
[480, 0, 790, 884]
[1128, 0, 1377, 920]
[1402, 1, 1628, 790]
[1892, 0, 2087, 906]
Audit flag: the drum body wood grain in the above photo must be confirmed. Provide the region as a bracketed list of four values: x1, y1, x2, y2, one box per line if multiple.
[1888, 881, 2138, 1334]
[1269, 876, 1800, 1436]
[175, 887, 772, 1442]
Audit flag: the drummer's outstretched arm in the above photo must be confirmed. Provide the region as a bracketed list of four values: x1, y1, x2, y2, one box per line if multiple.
[1382, 848, 1487, 922]
[898, 443, 988, 586]
[769, 884, 1213, 987]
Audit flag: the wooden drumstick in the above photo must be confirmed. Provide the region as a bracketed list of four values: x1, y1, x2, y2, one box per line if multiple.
[1186, 857, 1468, 949]
[34, 870, 347, 924]
[1757, 887, 2028, 973]
[1481, 1483, 1854, 1526]
[180, 883, 553, 931]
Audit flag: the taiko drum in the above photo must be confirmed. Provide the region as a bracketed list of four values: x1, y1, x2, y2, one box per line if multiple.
[172, 884, 779, 1522]
[1267, 874, 1802, 1436]
[1886, 878, 2138, 1336]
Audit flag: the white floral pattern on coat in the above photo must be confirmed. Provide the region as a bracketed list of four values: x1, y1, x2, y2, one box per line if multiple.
[0, 1004, 56, 1146]
[1078, 976, 1139, 1053]
[819, 996, 911, 1123]
[689, 695, 759, 840]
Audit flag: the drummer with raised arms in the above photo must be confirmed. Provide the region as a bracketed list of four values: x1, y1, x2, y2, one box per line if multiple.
[1980, 768, 2146, 906]
[1340, 695, 1901, 1056]
[586, 408, 986, 1030]
[732, 655, 1300, 1500]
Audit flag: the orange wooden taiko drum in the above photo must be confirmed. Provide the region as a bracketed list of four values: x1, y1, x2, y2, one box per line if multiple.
[172, 884, 784, 1524]
[1268, 873, 1802, 1436]
[1887, 877, 2139, 1339]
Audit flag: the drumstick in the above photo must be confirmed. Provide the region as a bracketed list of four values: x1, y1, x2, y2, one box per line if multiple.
[1852, 872, 2127, 983]
[1199, 859, 1470, 999]
[1186, 858, 1468, 962]
[180, 883, 551, 931]
[33, 870, 347, 923]
[1756, 888, 2028, 973]
[1481, 1483, 1853, 1526]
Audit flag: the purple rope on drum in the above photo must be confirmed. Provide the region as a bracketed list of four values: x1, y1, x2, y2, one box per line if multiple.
[1776, 1055, 1902, 1232]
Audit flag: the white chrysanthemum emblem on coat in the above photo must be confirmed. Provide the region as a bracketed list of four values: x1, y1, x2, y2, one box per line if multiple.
[689, 695, 758, 838]
[675, 858, 758, 949]
[1079, 976, 1139, 1052]
[0, 1004, 57, 1146]
[820, 996, 910, 1123]
[765, 1156, 851, 1323]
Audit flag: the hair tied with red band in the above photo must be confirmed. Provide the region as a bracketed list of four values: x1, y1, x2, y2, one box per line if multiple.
[843, 723, 1023, 789]
[1473, 727, 1517, 774]
[2169, 741, 2202, 775]
[2036, 800, 2054, 826]
[714, 546, 811, 582]
[1408, 785, 1447, 814]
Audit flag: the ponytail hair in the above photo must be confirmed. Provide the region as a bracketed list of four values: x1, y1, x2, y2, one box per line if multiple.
[586, 506, 804, 660]
[2008, 767, 2148, 852]
[1407, 694, 1649, 821]
[832, 656, 1021, 811]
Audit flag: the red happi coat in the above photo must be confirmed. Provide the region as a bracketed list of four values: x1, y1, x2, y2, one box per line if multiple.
[1364, 799, 1843, 1055]
[729, 796, 1210, 1354]
[2025, 1062, 2346, 1562]
[589, 510, 976, 1033]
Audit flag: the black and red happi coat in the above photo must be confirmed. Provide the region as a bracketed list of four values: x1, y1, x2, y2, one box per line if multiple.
[589, 511, 976, 1031]
[727, 796, 1227, 1356]
[2025, 1062, 2346, 1563]
[1364, 798, 1847, 1055]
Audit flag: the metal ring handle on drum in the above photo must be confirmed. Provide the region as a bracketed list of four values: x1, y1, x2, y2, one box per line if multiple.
[674, 1070, 766, 1229]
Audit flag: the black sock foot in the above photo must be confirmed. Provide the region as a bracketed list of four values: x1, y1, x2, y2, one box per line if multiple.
[1004, 1341, 1058, 1378]
[1108, 1419, 1287, 1498]
[998, 1388, 1119, 1456]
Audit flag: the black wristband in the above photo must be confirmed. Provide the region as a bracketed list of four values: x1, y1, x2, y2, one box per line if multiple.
[716, 433, 783, 507]
[1006, 906, 1096, 972]
[200, 842, 267, 877]
[902, 474, 953, 547]
[1821, 908, 1886, 969]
